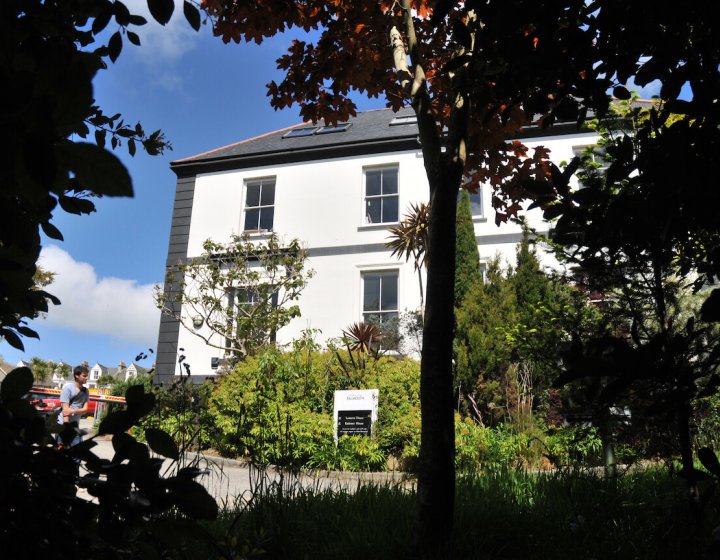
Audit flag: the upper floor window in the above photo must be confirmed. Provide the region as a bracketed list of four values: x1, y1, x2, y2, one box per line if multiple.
[460, 189, 483, 217]
[244, 178, 275, 232]
[362, 271, 399, 325]
[364, 167, 399, 224]
[573, 145, 608, 188]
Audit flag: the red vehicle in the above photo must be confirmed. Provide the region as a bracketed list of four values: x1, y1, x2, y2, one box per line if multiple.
[31, 396, 97, 417]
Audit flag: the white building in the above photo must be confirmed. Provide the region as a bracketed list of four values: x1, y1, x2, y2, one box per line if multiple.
[154, 107, 599, 383]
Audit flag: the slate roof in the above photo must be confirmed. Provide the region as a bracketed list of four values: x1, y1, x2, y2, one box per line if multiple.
[170, 105, 596, 178]
[171, 107, 422, 177]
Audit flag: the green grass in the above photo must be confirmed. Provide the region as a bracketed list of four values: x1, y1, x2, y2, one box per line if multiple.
[198, 467, 720, 559]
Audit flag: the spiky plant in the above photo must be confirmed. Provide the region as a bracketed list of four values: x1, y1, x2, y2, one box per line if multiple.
[387, 202, 429, 316]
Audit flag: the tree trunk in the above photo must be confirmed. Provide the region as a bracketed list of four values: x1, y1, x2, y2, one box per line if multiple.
[417, 162, 460, 555]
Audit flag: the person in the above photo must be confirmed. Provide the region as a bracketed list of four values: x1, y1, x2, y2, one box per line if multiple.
[57, 364, 90, 448]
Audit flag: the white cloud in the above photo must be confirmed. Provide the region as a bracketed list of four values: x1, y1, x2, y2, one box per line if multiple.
[38, 246, 160, 346]
[124, 0, 205, 64]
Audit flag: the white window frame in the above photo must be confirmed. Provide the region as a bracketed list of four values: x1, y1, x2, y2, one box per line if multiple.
[243, 177, 276, 233]
[479, 261, 488, 283]
[361, 269, 400, 325]
[363, 166, 399, 225]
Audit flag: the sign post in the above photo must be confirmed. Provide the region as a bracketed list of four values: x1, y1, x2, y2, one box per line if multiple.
[333, 389, 378, 444]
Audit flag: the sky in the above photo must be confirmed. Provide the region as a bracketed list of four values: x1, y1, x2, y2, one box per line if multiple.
[1, 1, 385, 369]
[1, 2, 664, 369]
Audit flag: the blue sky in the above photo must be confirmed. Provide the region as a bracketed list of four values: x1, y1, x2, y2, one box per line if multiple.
[1, 1, 384, 369]
[2, 2, 664, 370]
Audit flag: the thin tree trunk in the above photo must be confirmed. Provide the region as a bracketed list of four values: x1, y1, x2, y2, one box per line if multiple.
[417, 162, 459, 555]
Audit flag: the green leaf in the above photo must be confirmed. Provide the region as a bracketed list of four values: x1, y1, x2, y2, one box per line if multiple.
[108, 31, 122, 63]
[99, 410, 134, 435]
[165, 478, 218, 520]
[92, 4, 113, 35]
[15, 326, 39, 339]
[1, 329, 25, 351]
[58, 195, 96, 215]
[112, 431, 137, 454]
[56, 142, 133, 197]
[700, 288, 720, 322]
[41, 221, 64, 241]
[1, 367, 34, 402]
[183, 1, 201, 31]
[612, 85, 631, 100]
[6, 398, 38, 421]
[126, 385, 155, 419]
[94, 128, 106, 149]
[698, 447, 720, 478]
[125, 384, 146, 407]
[145, 428, 180, 460]
[128, 14, 148, 26]
[148, 0, 175, 25]
[127, 31, 141, 46]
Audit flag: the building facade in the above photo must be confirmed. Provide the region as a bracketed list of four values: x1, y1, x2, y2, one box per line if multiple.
[155, 108, 599, 383]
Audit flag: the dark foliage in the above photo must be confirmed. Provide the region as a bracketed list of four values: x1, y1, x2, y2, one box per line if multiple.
[0, 0, 200, 348]
[0, 367, 218, 559]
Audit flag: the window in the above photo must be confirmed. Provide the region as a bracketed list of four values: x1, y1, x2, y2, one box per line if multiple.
[317, 123, 351, 134]
[573, 145, 608, 188]
[460, 189, 483, 217]
[390, 115, 417, 126]
[364, 167, 399, 224]
[244, 178, 275, 232]
[283, 127, 318, 138]
[282, 123, 351, 138]
[362, 271, 399, 324]
[226, 287, 279, 352]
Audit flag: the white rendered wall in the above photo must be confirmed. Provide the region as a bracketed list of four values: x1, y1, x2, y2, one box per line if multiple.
[176, 129, 599, 376]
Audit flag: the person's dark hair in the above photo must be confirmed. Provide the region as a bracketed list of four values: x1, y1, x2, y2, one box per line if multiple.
[73, 364, 89, 379]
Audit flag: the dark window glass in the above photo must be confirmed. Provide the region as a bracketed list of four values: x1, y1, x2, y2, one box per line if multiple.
[244, 209, 260, 231]
[382, 195, 399, 223]
[246, 184, 261, 207]
[366, 170, 382, 196]
[382, 170, 398, 194]
[363, 276, 381, 311]
[244, 179, 275, 231]
[259, 208, 274, 231]
[362, 271, 399, 324]
[364, 168, 398, 224]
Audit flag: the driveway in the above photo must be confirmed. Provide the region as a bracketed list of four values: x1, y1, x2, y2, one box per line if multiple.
[76, 418, 415, 505]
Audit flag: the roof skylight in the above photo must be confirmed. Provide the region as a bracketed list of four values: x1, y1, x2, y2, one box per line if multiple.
[316, 123, 352, 134]
[283, 127, 319, 138]
[282, 122, 351, 138]
[389, 115, 417, 126]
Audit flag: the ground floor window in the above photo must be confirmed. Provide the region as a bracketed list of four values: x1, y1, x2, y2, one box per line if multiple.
[362, 271, 399, 324]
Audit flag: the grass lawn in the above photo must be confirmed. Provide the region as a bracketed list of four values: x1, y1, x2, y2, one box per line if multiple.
[198, 466, 720, 559]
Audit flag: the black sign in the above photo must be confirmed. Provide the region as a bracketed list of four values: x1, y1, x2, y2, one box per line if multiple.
[337, 410, 372, 437]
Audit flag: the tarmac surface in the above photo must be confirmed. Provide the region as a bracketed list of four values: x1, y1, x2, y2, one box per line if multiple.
[76, 418, 415, 506]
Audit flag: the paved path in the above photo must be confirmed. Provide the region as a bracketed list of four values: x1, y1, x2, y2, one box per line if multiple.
[77, 419, 415, 506]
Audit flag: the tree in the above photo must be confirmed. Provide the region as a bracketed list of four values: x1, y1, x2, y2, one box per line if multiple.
[97, 373, 116, 387]
[547, 99, 720, 483]
[387, 202, 429, 315]
[156, 233, 313, 361]
[29, 356, 52, 385]
[201, 0, 617, 550]
[0, 0, 190, 350]
[454, 190, 482, 308]
[455, 257, 517, 425]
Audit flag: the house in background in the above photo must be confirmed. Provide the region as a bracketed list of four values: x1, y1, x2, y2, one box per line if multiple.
[155, 107, 600, 384]
[88, 361, 147, 388]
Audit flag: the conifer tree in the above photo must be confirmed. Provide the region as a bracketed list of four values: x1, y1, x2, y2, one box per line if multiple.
[454, 190, 482, 309]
